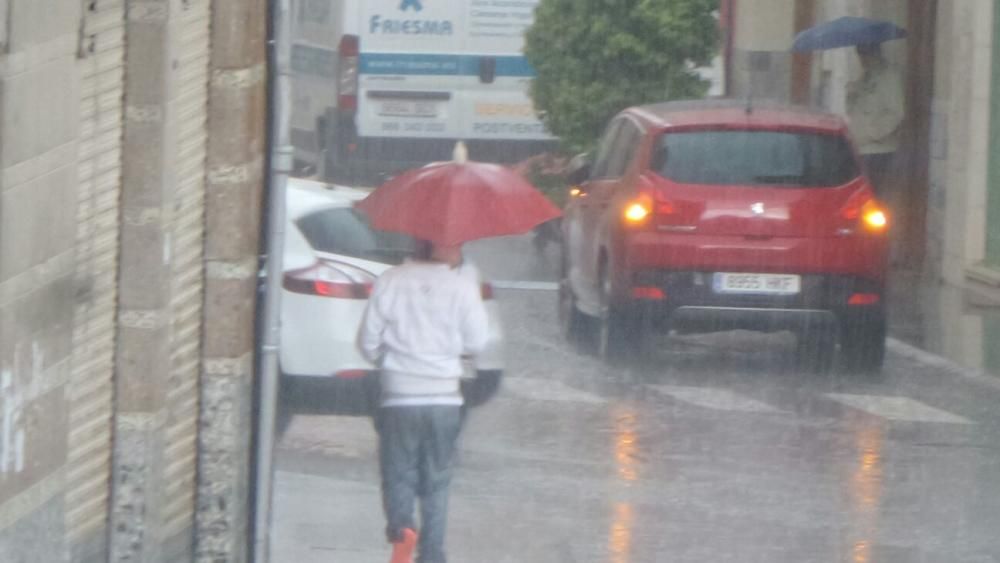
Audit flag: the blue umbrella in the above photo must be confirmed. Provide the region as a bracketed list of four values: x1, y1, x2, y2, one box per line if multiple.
[792, 16, 907, 52]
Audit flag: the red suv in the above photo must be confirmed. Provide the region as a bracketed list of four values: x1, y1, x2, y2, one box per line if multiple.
[559, 100, 889, 372]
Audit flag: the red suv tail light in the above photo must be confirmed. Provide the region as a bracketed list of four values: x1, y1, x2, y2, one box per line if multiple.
[623, 188, 677, 229]
[623, 192, 653, 224]
[655, 200, 676, 215]
[840, 191, 889, 234]
[283, 260, 375, 299]
[860, 202, 888, 231]
[632, 286, 667, 300]
[625, 175, 681, 230]
[848, 293, 881, 306]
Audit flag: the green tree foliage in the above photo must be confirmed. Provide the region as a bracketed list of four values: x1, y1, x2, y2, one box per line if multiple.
[525, 0, 719, 153]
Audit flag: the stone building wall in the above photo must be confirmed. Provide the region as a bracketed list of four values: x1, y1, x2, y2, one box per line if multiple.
[0, 0, 266, 560]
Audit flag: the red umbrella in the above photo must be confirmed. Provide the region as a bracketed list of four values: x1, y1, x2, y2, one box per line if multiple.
[356, 147, 561, 246]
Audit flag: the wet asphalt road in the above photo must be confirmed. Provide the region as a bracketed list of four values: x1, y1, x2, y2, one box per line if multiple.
[273, 235, 1000, 563]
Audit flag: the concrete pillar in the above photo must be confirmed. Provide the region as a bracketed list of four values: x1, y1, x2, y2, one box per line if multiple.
[194, 0, 267, 559]
[939, 0, 994, 286]
[730, 0, 797, 101]
[791, 1, 817, 104]
[924, 0, 953, 279]
[109, 0, 178, 560]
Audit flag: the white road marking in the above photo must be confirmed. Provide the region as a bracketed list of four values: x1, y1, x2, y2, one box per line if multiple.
[502, 377, 607, 404]
[825, 393, 973, 424]
[649, 385, 784, 413]
[491, 280, 559, 291]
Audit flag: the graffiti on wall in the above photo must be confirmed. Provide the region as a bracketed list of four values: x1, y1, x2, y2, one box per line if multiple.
[0, 367, 25, 477]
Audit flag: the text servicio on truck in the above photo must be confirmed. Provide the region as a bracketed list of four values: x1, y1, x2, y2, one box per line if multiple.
[290, 0, 556, 183]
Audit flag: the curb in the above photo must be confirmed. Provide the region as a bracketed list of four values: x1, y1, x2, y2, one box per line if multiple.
[887, 337, 1000, 392]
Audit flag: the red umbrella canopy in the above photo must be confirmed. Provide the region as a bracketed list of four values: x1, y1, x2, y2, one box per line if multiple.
[356, 159, 562, 246]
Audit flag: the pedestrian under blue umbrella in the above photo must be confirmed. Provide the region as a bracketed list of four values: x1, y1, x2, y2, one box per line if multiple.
[791, 16, 907, 53]
[791, 17, 907, 198]
[846, 42, 904, 197]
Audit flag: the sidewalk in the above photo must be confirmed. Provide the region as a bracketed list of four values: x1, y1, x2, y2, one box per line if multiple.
[271, 414, 593, 563]
[272, 416, 384, 562]
[273, 470, 386, 562]
[272, 467, 575, 563]
[887, 264, 1000, 382]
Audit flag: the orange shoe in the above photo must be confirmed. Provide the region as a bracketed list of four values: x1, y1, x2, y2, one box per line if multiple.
[389, 528, 418, 563]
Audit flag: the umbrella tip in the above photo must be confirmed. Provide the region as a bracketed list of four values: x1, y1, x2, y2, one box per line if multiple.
[453, 141, 469, 164]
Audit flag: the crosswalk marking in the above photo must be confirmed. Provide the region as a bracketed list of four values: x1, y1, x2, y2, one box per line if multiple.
[490, 280, 559, 291]
[649, 385, 784, 414]
[502, 377, 607, 404]
[500, 380, 976, 424]
[825, 393, 972, 424]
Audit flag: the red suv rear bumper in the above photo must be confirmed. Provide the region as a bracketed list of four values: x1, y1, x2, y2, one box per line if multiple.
[623, 231, 888, 282]
[612, 231, 888, 334]
[626, 270, 883, 329]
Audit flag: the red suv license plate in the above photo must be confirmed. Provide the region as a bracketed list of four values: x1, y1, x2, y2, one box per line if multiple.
[712, 273, 801, 296]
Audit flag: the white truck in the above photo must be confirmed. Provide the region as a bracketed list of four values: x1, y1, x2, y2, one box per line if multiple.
[290, 0, 555, 183]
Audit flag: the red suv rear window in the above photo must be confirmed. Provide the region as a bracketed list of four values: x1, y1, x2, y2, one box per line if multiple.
[652, 130, 859, 188]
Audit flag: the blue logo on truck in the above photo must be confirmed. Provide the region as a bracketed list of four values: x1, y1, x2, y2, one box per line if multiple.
[360, 54, 535, 77]
[399, 0, 423, 11]
[370, 13, 453, 35]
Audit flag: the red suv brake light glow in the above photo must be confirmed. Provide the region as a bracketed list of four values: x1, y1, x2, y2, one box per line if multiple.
[623, 188, 676, 227]
[623, 191, 653, 224]
[655, 200, 676, 215]
[841, 191, 889, 234]
[848, 293, 881, 306]
[861, 202, 888, 230]
[632, 286, 667, 300]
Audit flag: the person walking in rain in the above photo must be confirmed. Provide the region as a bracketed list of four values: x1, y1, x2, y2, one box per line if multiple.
[358, 240, 490, 563]
[846, 42, 905, 196]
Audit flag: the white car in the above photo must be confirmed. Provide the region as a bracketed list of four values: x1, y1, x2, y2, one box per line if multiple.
[279, 178, 505, 422]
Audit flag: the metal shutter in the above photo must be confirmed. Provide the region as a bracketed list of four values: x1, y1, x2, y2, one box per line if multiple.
[160, 0, 210, 540]
[66, 0, 126, 548]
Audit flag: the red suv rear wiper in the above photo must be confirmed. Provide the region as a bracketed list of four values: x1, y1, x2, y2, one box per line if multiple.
[752, 174, 806, 184]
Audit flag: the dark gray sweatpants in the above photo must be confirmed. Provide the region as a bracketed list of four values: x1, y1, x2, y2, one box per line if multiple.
[377, 405, 463, 563]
